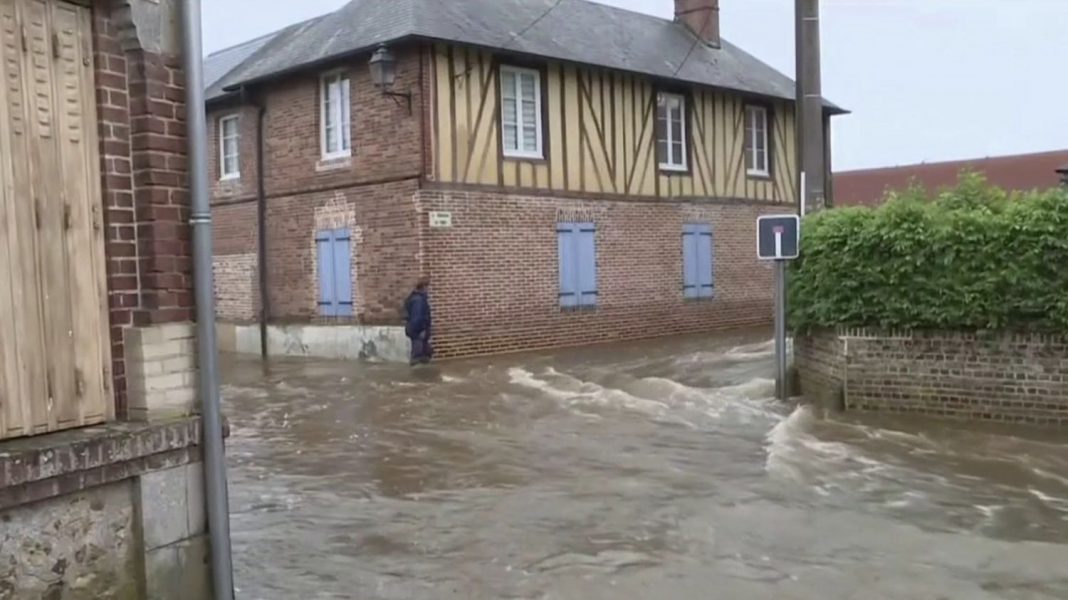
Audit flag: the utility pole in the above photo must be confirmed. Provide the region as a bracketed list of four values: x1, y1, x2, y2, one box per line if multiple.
[796, 0, 827, 214]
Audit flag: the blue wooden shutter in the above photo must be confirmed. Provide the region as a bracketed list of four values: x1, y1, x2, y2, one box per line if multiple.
[682, 225, 700, 298]
[332, 228, 353, 316]
[697, 225, 714, 298]
[316, 230, 336, 316]
[558, 223, 578, 307]
[576, 223, 598, 306]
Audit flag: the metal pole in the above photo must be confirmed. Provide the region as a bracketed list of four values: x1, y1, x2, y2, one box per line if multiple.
[181, 1, 235, 598]
[255, 103, 269, 360]
[774, 260, 788, 401]
[798, 0, 827, 212]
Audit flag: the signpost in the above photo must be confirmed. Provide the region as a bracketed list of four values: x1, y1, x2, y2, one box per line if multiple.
[757, 215, 801, 401]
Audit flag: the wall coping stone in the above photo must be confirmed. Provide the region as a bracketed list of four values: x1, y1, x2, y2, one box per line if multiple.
[0, 418, 226, 511]
[815, 327, 1068, 345]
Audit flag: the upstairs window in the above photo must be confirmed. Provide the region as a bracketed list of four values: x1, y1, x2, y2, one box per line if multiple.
[657, 92, 687, 171]
[218, 114, 240, 180]
[745, 105, 770, 177]
[500, 65, 543, 159]
[321, 72, 352, 159]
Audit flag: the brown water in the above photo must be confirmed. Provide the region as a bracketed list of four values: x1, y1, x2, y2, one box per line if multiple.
[221, 330, 1068, 599]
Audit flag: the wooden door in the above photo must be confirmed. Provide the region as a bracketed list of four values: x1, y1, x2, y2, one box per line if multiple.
[0, 0, 112, 440]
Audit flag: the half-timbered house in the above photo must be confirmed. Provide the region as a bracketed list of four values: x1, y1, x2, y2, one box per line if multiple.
[205, 0, 844, 358]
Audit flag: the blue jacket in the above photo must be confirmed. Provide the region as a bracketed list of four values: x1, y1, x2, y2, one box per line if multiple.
[404, 290, 431, 339]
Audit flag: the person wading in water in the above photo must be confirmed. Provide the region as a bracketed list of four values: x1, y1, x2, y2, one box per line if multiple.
[403, 278, 433, 365]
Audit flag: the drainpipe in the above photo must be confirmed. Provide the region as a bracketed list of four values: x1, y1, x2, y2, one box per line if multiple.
[181, 1, 235, 599]
[242, 86, 270, 359]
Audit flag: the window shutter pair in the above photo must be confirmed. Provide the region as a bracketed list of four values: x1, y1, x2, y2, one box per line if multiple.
[316, 228, 353, 316]
[682, 224, 714, 298]
[557, 222, 597, 307]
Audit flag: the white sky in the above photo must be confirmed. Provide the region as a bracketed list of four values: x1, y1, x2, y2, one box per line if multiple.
[203, 0, 1068, 171]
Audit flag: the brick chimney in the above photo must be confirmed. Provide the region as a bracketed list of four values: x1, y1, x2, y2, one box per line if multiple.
[675, 0, 720, 47]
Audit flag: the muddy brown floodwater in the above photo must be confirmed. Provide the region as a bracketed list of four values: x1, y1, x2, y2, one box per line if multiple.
[220, 329, 1068, 600]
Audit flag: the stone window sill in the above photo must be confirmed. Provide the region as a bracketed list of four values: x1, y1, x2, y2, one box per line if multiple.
[316, 157, 353, 172]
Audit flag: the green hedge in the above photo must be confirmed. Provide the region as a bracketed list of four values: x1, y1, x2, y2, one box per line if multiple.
[788, 173, 1068, 333]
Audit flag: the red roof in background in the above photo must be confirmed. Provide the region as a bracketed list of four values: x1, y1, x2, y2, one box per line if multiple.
[833, 150, 1068, 207]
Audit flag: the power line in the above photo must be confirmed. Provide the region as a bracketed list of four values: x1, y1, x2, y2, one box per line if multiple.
[502, 0, 565, 50]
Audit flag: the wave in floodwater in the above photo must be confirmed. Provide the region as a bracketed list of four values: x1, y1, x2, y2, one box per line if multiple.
[508, 367, 672, 416]
[507, 366, 779, 426]
[674, 338, 793, 366]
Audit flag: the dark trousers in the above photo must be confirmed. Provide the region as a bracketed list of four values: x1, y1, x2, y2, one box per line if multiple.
[409, 335, 433, 365]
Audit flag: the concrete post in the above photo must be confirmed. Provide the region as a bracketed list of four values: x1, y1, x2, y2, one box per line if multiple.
[796, 0, 827, 213]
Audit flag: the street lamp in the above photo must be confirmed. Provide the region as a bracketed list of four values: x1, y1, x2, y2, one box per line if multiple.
[369, 44, 412, 114]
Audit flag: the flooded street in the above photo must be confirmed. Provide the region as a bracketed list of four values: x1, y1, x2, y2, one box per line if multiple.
[221, 329, 1068, 599]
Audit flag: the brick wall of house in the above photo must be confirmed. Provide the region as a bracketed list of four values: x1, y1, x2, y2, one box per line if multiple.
[415, 189, 780, 358]
[208, 44, 426, 326]
[94, 1, 194, 417]
[212, 179, 420, 324]
[207, 44, 424, 206]
[212, 200, 259, 321]
[796, 329, 1068, 426]
[208, 103, 260, 200]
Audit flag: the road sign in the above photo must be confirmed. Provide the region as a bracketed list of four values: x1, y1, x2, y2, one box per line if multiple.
[757, 215, 800, 261]
[755, 214, 801, 402]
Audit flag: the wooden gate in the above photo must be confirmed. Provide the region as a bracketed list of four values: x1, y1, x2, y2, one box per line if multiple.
[0, 0, 112, 440]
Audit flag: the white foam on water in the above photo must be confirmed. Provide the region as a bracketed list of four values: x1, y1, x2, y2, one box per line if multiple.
[440, 375, 464, 384]
[1032, 468, 1068, 489]
[1028, 488, 1068, 508]
[508, 367, 673, 418]
[715, 377, 777, 401]
[673, 338, 794, 369]
[764, 405, 901, 489]
[220, 383, 270, 401]
[700, 377, 779, 422]
[880, 490, 929, 510]
[724, 339, 779, 360]
[765, 406, 838, 481]
[508, 367, 573, 400]
[509, 366, 781, 428]
[274, 381, 312, 395]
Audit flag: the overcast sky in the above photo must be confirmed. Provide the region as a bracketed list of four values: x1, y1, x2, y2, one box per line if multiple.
[203, 0, 1068, 171]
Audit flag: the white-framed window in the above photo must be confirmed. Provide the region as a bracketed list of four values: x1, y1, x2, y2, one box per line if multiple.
[218, 114, 240, 180]
[657, 92, 687, 171]
[745, 105, 770, 177]
[500, 65, 543, 159]
[320, 71, 352, 159]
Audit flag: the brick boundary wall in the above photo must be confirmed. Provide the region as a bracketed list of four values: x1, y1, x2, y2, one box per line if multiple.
[796, 329, 1068, 426]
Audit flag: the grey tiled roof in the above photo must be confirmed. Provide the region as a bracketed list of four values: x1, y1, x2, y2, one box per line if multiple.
[204, 28, 288, 100]
[204, 0, 842, 111]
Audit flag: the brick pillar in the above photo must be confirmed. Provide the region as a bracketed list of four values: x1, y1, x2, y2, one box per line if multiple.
[96, 0, 196, 421]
